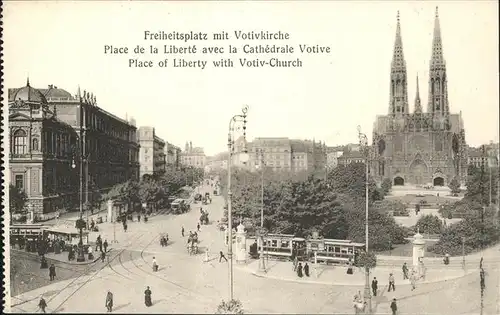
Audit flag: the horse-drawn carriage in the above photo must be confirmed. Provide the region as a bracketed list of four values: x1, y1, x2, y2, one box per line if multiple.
[187, 233, 199, 255]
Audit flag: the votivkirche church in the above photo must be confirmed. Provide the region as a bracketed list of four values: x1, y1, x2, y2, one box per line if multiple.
[370, 8, 468, 187]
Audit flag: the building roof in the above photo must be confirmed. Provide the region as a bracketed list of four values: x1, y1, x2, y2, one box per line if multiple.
[41, 85, 74, 100]
[338, 151, 364, 159]
[9, 80, 47, 104]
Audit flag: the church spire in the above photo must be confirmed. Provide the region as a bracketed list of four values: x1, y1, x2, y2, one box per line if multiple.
[430, 6, 445, 68]
[388, 10, 409, 116]
[414, 74, 422, 113]
[427, 6, 449, 116]
[26, 76, 30, 87]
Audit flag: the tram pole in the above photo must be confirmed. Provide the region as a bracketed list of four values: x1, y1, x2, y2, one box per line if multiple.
[226, 105, 249, 302]
[257, 149, 266, 273]
[358, 125, 372, 314]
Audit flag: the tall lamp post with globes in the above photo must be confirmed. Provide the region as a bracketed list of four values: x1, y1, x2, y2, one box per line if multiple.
[357, 125, 372, 314]
[255, 148, 266, 273]
[226, 105, 250, 302]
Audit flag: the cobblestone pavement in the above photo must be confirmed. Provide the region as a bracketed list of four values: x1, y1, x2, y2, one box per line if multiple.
[8, 184, 500, 314]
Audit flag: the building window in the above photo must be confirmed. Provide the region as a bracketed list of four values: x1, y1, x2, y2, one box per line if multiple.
[15, 174, 24, 190]
[13, 129, 27, 154]
[32, 138, 39, 151]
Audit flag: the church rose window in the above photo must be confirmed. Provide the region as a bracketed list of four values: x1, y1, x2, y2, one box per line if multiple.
[13, 129, 27, 154]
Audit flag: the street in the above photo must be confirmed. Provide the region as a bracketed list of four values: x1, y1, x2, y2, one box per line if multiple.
[9, 183, 500, 314]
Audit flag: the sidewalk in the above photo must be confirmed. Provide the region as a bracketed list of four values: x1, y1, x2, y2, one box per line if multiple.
[241, 259, 475, 287]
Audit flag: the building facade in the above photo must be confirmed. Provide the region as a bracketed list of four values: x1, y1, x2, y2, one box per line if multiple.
[370, 9, 468, 187]
[180, 141, 206, 168]
[8, 81, 140, 215]
[338, 151, 364, 166]
[326, 146, 344, 169]
[232, 137, 327, 172]
[138, 126, 166, 178]
[467, 144, 499, 169]
[164, 142, 181, 169]
[205, 152, 229, 173]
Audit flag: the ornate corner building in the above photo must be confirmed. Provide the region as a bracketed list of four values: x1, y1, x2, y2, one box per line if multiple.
[8, 80, 140, 216]
[370, 8, 468, 187]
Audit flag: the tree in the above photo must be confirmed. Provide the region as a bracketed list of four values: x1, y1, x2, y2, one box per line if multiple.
[429, 208, 500, 255]
[465, 164, 498, 205]
[416, 215, 443, 234]
[103, 180, 140, 211]
[448, 177, 461, 194]
[357, 251, 377, 268]
[381, 178, 392, 195]
[9, 184, 27, 213]
[216, 299, 244, 314]
[328, 163, 383, 202]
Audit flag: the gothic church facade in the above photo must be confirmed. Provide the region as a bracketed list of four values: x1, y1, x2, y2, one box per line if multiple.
[370, 8, 468, 187]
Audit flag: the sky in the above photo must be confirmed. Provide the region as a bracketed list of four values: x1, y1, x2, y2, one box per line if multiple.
[3, 1, 499, 155]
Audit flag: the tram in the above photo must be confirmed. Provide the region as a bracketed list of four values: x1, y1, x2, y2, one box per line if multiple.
[10, 224, 47, 242]
[260, 234, 307, 261]
[254, 233, 365, 264]
[307, 239, 365, 265]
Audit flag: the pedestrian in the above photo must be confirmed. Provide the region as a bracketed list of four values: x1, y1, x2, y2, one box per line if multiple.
[219, 251, 228, 262]
[88, 246, 94, 260]
[105, 290, 113, 312]
[402, 262, 409, 280]
[152, 257, 158, 272]
[390, 298, 398, 315]
[197, 223, 200, 232]
[410, 269, 417, 290]
[388, 273, 396, 292]
[124, 222, 128, 232]
[137, 213, 141, 222]
[103, 240, 108, 253]
[144, 286, 152, 307]
[293, 256, 298, 271]
[101, 250, 106, 263]
[49, 264, 56, 281]
[181, 226, 185, 237]
[40, 255, 48, 269]
[297, 262, 303, 277]
[371, 277, 378, 296]
[38, 296, 47, 313]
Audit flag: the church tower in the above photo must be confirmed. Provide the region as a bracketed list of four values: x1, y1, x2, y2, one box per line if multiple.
[389, 11, 409, 117]
[414, 74, 422, 113]
[427, 7, 449, 117]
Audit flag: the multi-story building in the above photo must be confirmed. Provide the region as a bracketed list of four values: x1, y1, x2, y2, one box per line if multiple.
[369, 9, 468, 187]
[467, 144, 499, 168]
[180, 141, 206, 168]
[164, 142, 181, 169]
[326, 146, 344, 169]
[205, 152, 229, 173]
[337, 151, 365, 166]
[138, 126, 166, 178]
[8, 80, 140, 215]
[233, 137, 327, 172]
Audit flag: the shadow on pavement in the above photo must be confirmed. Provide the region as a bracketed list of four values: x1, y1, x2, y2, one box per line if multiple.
[113, 302, 131, 311]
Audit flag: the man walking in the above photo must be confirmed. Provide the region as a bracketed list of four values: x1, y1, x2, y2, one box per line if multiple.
[105, 290, 113, 312]
[49, 264, 56, 281]
[388, 273, 396, 292]
[402, 262, 409, 280]
[197, 223, 201, 232]
[371, 277, 378, 297]
[219, 250, 228, 262]
[38, 296, 47, 313]
[103, 240, 109, 253]
[390, 298, 398, 315]
[181, 226, 185, 237]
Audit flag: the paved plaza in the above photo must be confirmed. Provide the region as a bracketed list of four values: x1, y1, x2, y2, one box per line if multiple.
[8, 184, 500, 314]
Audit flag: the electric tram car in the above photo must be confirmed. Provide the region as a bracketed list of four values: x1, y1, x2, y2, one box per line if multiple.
[257, 234, 365, 265]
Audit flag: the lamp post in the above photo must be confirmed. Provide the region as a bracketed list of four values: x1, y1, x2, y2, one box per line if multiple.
[256, 149, 266, 273]
[357, 125, 372, 314]
[226, 105, 249, 302]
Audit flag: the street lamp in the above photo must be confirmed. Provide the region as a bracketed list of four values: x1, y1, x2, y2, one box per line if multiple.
[256, 149, 266, 273]
[357, 125, 372, 314]
[226, 105, 249, 302]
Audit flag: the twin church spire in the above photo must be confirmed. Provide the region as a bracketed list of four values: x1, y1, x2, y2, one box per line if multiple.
[389, 7, 448, 117]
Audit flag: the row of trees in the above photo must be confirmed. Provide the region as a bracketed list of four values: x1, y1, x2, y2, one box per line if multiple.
[429, 164, 500, 255]
[219, 162, 409, 251]
[103, 166, 205, 212]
